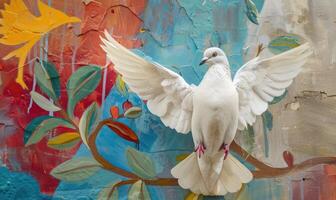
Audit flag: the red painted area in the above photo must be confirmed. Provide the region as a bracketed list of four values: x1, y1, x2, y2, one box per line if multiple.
[321, 166, 336, 200]
[0, 0, 147, 194]
[290, 165, 336, 200]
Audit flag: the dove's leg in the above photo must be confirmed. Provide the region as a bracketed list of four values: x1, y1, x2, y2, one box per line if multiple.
[195, 142, 206, 158]
[191, 112, 207, 158]
[218, 115, 237, 160]
[219, 143, 229, 160]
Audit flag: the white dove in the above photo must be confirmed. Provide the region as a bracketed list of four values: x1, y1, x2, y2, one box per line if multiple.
[100, 30, 312, 195]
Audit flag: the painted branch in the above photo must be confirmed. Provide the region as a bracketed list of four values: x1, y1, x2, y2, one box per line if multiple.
[253, 157, 336, 178]
[87, 118, 178, 186]
[255, 44, 265, 57]
[109, 180, 136, 198]
[87, 118, 336, 187]
[88, 119, 140, 179]
[55, 101, 80, 132]
[231, 141, 336, 178]
[231, 141, 274, 171]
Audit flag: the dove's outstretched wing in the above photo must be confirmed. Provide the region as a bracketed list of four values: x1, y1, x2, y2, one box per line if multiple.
[100, 31, 193, 133]
[233, 43, 312, 130]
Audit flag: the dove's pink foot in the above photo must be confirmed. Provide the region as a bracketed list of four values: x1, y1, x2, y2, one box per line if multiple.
[219, 143, 229, 160]
[195, 142, 206, 158]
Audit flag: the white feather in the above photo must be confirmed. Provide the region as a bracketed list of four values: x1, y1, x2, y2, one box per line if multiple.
[234, 43, 312, 129]
[101, 31, 193, 134]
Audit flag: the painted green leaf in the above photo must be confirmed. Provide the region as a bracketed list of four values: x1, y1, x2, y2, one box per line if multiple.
[66, 65, 102, 118]
[34, 60, 60, 100]
[50, 157, 101, 182]
[79, 102, 100, 148]
[268, 36, 300, 54]
[47, 132, 81, 150]
[245, 0, 259, 25]
[97, 182, 119, 200]
[262, 110, 273, 134]
[124, 106, 142, 119]
[24, 115, 53, 144]
[116, 74, 127, 96]
[240, 125, 255, 154]
[30, 91, 61, 112]
[25, 117, 75, 146]
[270, 90, 288, 105]
[128, 180, 151, 200]
[262, 110, 273, 157]
[126, 148, 156, 179]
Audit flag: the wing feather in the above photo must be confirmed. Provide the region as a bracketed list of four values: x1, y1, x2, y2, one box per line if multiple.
[101, 30, 193, 134]
[234, 43, 312, 130]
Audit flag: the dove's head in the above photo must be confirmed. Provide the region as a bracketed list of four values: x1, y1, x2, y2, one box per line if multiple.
[199, 47, 229, 67]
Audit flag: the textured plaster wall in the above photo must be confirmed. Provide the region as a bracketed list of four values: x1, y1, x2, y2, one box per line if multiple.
[241, 1, 336, 199]
[0, 0, 336, 200]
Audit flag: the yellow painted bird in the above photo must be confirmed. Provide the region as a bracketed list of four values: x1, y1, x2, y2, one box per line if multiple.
[0, 0, 80, 89]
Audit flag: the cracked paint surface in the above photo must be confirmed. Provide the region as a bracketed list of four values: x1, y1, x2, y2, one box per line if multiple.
[1, 0, 336, 200]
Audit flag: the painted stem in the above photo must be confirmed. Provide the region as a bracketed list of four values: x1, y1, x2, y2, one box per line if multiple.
[231, 141, 336, 178]
[86, 118, 336, 186]
[88, 119, 139, 179]
[252, 156, 336, 178]
[255, 43, 265, 57]
[54, 101, 79, 132]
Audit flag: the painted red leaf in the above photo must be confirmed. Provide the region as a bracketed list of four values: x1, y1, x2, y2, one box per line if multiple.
[110, 106, 119, 119]
[283, 150, 294, 167]
[105, 121, 139, 144]
[122, 100, 133, 112]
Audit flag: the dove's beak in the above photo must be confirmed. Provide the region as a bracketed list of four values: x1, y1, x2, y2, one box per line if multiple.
[199, 57, 208, 65]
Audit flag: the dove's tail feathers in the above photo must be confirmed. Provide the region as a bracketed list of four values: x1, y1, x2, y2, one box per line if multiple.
[215, 154, 253, 194]
[171, 153, 253, 195]
[171, 152, 210, 194]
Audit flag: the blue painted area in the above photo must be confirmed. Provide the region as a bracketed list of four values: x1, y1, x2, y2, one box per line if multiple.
[140, 0, 264, 82]
[0, 167, 52, 200]
[54, 0, 269, 199]
[245, 179, 284, 200]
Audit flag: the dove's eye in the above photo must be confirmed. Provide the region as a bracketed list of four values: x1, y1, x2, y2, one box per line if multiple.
[212, 52, 217, 57]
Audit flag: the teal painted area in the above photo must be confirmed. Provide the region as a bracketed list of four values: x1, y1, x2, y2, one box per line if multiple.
[140, 0, 262, 83]
[0, 167, 52, 200]
[245, 179, 284, 199]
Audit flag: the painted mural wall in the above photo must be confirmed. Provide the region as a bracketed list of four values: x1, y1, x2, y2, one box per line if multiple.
[0, 0, 335, 199]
